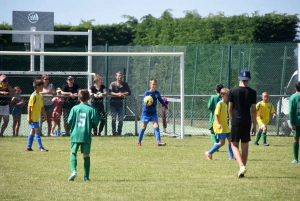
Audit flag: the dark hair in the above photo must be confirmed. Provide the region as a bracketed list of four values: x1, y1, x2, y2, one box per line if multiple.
[150, 78, 157, 83]
[215, 84, 224, 93]
[33, 79, 44, 89]
[78, 89, 90, 102]
[295, 81, 300, 92]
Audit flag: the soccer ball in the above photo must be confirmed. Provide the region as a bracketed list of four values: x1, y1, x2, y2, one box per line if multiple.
[144, 95, 153, 106]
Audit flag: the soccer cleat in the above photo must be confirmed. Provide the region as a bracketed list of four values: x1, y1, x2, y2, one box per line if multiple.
[205, 152, 212, 160]
[84, 177, 91, 182]
[68, 170, 77, 181]
[25, 147, 33, 151]
[263, 143, 269, 146]
[291, 159, 298, 164]
[238, 165, 247, 178]
[137, 142, 141, 146]
[39, 147, 49, 152]
[254, 141, 259, 146]
[157, 142, 166, 146]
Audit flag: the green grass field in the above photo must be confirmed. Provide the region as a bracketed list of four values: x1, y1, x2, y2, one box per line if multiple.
[0, 135, 299, 201]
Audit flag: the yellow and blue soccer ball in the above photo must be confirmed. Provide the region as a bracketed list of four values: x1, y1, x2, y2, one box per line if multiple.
[144, 95, 153, 106]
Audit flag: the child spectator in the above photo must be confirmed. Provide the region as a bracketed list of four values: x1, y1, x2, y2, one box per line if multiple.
[289, 81, 300, 164]
[51, 88, 64, 136]
[137, 78, 168, 146]
[25, 79, 48, 152]
[254, 92, 276, 146]
[67, 89, 100, 182]
[11, 86, 25, 136]
[205, 88, 234, 160]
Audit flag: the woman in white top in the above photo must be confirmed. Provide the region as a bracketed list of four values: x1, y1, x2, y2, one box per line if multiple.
[40, 74, 56, 136]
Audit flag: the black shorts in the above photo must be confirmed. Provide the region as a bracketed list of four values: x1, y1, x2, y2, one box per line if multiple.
[231, 125, 251, 143]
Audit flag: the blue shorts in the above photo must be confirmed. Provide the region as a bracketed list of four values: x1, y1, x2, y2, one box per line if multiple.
[29, 122, 40, 129]
[216, 133, 231, 140]
[142, 114, 158, 124]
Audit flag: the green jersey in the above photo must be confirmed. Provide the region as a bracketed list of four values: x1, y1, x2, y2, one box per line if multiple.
[289, 93, 300, 126]
[208, 94, 222, 123]
[67, 103, 100, 143]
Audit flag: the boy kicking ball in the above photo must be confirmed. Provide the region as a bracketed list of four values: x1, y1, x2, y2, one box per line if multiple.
[67, 89, 100, 182]
[205, 88, 234, 160]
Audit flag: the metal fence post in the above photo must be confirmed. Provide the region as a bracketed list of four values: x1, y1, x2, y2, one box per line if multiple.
[190, 46, 199, 126]
[104, 42, 109, 136]
[227, 45, 232, 89]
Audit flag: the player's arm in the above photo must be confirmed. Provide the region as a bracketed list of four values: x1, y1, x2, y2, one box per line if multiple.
[228, 102, 233, 126]
[289, 98, 296, 129]
[207, 97, 213, 111]
[27, 105, 32, 124]
[251, 104, 257, 134]
[214, 104, 222, 128]
[157, 93, 169, 109]
[271, 104, 276, 119]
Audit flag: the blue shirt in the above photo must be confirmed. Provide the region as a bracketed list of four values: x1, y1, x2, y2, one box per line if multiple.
[142, 90, 167, 116]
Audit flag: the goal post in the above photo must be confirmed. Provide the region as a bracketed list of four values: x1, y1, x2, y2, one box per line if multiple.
[0, 51, 185, 138]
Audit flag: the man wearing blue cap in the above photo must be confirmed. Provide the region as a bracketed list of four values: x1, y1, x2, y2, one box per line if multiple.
[228, 69, 257, 178]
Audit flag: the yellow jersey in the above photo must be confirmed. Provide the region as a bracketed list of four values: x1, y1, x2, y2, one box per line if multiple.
[28, 92, 44, 122]
[213, 101, 230, 134]
[256, 101, 275, 126]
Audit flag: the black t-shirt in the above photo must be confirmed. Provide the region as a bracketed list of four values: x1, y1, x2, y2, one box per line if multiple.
[109, 81, 131, 106]
[228, 86, 257, 126]
[62, 83, 80, 109]
[90, 85, 106, 106]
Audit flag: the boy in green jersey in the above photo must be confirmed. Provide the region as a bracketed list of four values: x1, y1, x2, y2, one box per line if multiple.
[67, 89, 100, 182]
[289, 81, 300, 164]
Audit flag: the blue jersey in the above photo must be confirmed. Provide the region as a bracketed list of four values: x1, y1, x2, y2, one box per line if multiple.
[142, 90, 167, 116]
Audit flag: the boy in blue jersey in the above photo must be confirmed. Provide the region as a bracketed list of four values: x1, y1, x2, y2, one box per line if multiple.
[289, 81, 300, 164]
[205, 88, 234, 160]
[137, 78, 168, 146]
[67, 89, 100, 182]
[25, 79, 48, 152]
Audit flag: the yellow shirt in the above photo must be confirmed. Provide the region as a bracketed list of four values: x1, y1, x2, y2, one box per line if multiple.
[256, 101, 275, 126]
[28, 92, 44, 122]
[213, 101, 230, 134]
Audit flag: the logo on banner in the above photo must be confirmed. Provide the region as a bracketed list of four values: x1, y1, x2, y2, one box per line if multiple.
[28, 12, 39, 23]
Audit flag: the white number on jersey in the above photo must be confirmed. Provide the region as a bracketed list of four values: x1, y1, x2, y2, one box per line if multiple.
[77, 112, 86, 127]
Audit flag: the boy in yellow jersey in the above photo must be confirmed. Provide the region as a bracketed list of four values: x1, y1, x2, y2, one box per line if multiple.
[254, 92, 276, 146]
[205, 88, 234, 160]
[25, 79, 48, 152]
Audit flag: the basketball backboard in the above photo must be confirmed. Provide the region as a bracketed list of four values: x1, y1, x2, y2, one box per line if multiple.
[12, 11, 54, 43]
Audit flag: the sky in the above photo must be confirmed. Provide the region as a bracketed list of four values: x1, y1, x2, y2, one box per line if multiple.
[0, 0, 299, 25]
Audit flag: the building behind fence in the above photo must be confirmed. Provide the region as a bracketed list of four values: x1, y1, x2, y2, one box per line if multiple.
[0, 43, 298, 136]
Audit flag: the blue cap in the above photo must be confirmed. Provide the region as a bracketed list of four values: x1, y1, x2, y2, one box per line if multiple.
[238, 69, 251, 81]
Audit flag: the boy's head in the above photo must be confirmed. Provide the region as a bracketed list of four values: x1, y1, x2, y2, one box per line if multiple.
[33, 79, 44, 92]
[14, 86, 22, 94]
[149, 78, 158, 91]
[220, 88, 230, 101]
[215, 84, 224, 93]
[261, 92, 269, 102]
[78, 89, 90, 103]
[56, 87, 62, 94]
[295, 81, 300, 92]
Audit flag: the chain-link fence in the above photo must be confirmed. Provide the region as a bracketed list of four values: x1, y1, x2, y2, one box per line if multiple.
[0, 43, 298, 136]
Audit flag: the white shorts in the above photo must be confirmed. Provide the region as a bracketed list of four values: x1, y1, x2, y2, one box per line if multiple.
[259, 124, 267, 129]
[0, 105, 9, 116]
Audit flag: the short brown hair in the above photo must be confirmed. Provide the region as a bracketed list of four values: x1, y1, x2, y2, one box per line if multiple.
[78, 89, 90, 102]
[33, 79, 44, 89]
[296, 82, 300, 92]
[150, 78, 157, 83]
[220, 88, 229, 96]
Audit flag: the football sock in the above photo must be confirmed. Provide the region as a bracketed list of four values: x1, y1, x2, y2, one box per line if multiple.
[137, 128, 146, 142]
[70, 153, 77, 172]
[210, 133, 218, 144]
[262, 132, 267, 143]
[255, 132, 261, 142]
[35, 133, 43, 149]
[228, 144, 234, 159]
[293, 142, 299, 161]
[84, 157, 90, 178]
[208, 143, 220, 155]
[26, 134, 34, 148]
[154, 127, 161, 142]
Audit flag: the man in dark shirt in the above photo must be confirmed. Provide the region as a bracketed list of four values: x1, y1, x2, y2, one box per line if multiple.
[228, 69, 257, 178]
[109, 71, 131, 136]
[61, 76, 80, 136]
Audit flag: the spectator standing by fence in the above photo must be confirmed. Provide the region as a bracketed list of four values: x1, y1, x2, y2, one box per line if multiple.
[89, 74, 107, 136]
[11, 86, 25, 136]
[40, 74, 56, 136]
[61, 76, 80, 136]
[109, 71, 131, 136]
[0, 74, 14, 137]
[51, 88, 64, 136]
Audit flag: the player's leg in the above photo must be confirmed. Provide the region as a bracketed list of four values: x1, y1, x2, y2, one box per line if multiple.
[34, 123, 48, 152]
[292, 126, 299, 163]
[205, 134, 225, 160]
[254, 126, 263, 145]
[68, 143, 79, 181]
[153, 115, 166, 146]
[81, 143, 91, 181]
[26, 128, 35, 151]
[262, 126, 269, 146]
[226, 133, 234, 160]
